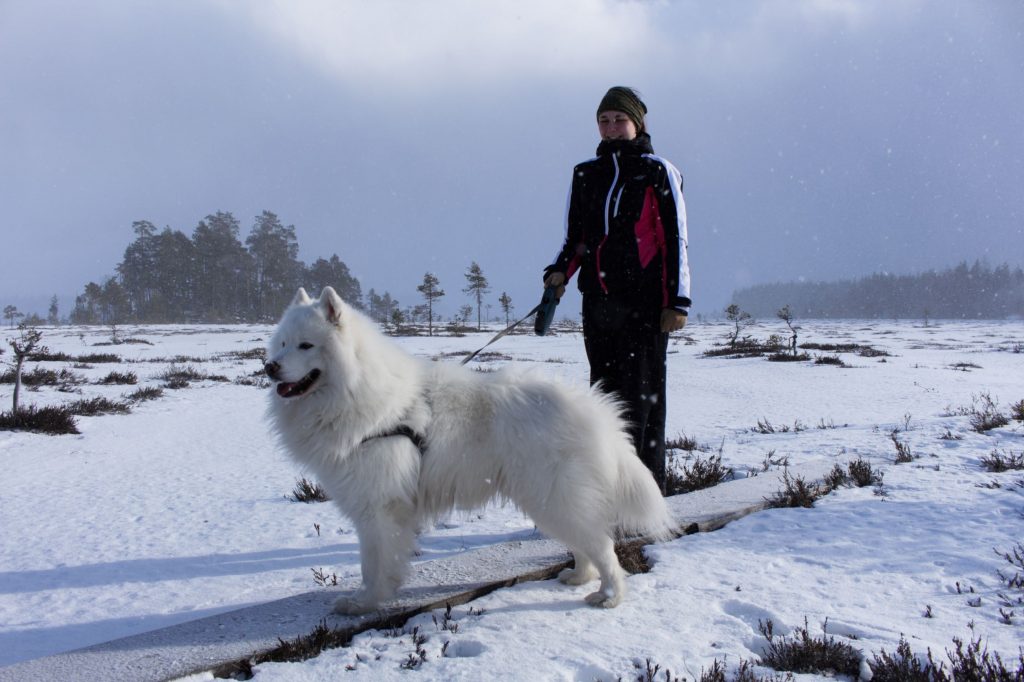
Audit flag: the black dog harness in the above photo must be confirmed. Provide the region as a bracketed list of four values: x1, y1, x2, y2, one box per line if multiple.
[363, 425, 427, 454]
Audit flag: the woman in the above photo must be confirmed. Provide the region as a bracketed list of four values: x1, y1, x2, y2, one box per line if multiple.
[543, 86, 690, 492]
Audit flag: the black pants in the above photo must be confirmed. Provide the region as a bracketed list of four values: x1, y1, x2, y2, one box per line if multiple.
[582, 295, 668, 493]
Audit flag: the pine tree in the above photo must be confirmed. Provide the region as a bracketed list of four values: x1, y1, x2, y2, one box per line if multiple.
[191, 211, 252, 321]
[416, 272, 445, 336]
[117, 220, 159, 321]
[462, 262, 490, 330]
[305, 255, 363, 309]
[246, 211, 304, 320]
[3, 305, 23, 328]
[498, 292, 513, 327]
[47, 295, 59, 326]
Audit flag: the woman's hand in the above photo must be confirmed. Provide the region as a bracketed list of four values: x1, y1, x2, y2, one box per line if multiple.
[544, 271, 566, 299]
[661, 308, 686, 333]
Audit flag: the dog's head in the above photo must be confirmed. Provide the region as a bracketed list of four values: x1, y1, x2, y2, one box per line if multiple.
[265, 286, 350, 400]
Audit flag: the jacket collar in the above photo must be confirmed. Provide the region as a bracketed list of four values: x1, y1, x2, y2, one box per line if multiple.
[596, 132, 654, 158]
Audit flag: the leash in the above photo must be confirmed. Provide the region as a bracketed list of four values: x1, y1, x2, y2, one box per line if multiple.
[460, 286, 561, 365]
[460, 301, 544, 365]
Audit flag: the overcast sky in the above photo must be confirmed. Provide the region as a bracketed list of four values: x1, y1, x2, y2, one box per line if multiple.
[2, 0, 1022, 319]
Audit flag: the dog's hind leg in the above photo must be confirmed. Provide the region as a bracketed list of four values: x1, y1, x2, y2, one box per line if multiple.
[577, 534, 626, 608]
[558, 552, 599, 586]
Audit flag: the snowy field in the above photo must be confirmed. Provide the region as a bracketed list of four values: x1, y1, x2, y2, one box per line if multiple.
[1, 318, 1022, 679]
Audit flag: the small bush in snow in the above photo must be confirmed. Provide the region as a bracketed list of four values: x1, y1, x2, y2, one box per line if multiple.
[234, 371, 271, 388]
[126, 386, 164, 402]
[813, 354, 846, 367]
[311, 567, 338, 587]
[870, 634, 1024, 681]
[752, 418, 806, 435]
[969, 392, 1009, 433]
[980, 449, 1024, 473]
[890, 431, 916, 464]
[666, 452, 734, 496]
[98, 370, 138, 385]
[0, 404, 79, 434]
[767, 352, 810, 362]
[1009, 399, 1024, 423]
[996, 542, 1024, 592]
[764, 471, 824, 509]
[827, 458, 884, 490]
[634, 657, 793, 682]
[221, 347, 266, 362]
[757, 618, 860, 678]
[0, 366, 84, 387]
[666, 432, 711, 453]
[66, 397, 131, 416]
[292, 478, 330, 503]
[76, 353, 122, 363]
[158, 364, 229, 388]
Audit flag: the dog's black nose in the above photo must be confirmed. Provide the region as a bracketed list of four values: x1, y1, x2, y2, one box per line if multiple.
[264, 361, 281, 379]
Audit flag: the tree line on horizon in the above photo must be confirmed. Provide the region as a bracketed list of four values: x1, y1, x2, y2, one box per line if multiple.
[63, 211, 513, 332]
[730, 261, 1024, 320]
[67, 211, 363, 325]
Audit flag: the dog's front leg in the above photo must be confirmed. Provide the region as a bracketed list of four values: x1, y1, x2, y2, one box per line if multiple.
[333, 505, 416, 615]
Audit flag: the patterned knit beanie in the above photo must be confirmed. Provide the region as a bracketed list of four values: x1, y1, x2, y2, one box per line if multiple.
[596, 86, 647, 132]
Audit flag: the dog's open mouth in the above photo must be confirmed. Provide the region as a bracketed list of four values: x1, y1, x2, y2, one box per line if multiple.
[276, 369, 321, 398]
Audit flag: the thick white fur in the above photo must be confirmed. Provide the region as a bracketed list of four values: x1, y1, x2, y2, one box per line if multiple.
[266, 286, 675, 613]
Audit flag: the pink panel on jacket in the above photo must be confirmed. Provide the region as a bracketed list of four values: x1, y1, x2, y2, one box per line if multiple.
[634, 186, 664, 268]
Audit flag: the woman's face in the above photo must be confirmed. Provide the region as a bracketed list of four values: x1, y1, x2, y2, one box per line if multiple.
[597, 110, 638, 141]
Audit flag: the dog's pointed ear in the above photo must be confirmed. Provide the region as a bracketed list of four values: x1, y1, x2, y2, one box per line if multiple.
[319, 286, 345, 325]
[292, 288, 312, 306]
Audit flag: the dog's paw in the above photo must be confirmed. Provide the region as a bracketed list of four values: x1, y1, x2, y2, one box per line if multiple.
[332, 590, 379, 615]
[584, 589, 623, 609]
[558, 565, 598, 586]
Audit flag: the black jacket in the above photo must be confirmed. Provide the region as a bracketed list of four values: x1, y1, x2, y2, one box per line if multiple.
[546, 134, 691, 311]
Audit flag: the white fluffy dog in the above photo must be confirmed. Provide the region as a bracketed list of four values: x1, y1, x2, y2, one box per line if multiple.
[265, 286, 675, 613]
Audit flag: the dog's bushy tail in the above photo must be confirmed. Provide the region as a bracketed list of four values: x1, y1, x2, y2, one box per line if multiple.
[614, 452, 678, 543]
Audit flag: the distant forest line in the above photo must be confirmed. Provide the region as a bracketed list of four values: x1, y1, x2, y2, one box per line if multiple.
[54, 210, 500, 329]
[730, 261, 1024, 320]
[65, 211, 369, 325]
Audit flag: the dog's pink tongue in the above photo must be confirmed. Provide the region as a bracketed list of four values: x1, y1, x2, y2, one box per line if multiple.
[276, 383, 295, 397]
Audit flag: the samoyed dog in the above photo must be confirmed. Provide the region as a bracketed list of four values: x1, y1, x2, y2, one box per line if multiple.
[265, 286, 675, 613]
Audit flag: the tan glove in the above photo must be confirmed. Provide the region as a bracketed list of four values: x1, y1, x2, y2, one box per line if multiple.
[543, 271, 567, 300]
[661, 308, 686, 333]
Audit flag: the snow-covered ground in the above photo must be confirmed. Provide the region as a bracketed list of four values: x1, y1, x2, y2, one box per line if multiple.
[1, 319, 1022, 679]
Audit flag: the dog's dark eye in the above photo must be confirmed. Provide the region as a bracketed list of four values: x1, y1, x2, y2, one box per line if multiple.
[298, 342, 314, 350]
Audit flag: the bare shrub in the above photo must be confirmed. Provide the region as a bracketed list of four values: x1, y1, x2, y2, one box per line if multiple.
[758, 618, 860, 678]
[0, 404, 79, 434]
[1009, 399, 1024, 423]
[666, 452, 734, 496]
[765, 471, 824, 508]
[870, 634, 1024, 681]
[76, 353, 122, 363]
[970, 392, 1009, 433]
[980, 450, 1024, 473]
[814, 354, 846, 367]
[98, 370, 138, 385]
[996, 542, 1024, 592]
[158, 364, 229, 388]
[890, 431, 916, 464]
[66, 397, 131, 416]
[125, 386, 164, 402]
[292, 478, 330, 503]
[666, 432, 711, 452]
[767, 352, 810, 362]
